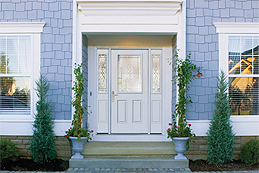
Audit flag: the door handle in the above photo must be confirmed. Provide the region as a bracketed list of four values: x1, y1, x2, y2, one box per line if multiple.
[112, 91, 118, 102]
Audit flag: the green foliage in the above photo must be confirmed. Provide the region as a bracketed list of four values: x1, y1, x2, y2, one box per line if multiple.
[207, 71, 235, 165]
[167, 52, 201, 136]
[167, 52, 201, 150]
[65, 63, 92, 142]
[0, 138, 19, 163]
[65, 126, 92, 142]
[30, 75, 56, 164]
[241, 139, 259, 165]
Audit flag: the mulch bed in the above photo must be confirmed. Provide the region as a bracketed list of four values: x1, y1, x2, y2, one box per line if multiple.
[189, 160, 259, 172]
[0, 158, 69, 171]
[1, 158, 259, 172]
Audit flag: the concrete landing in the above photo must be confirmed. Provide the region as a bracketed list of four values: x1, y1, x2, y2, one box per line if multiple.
[69, 156, 189, 169]
[82, 142, 177, 156]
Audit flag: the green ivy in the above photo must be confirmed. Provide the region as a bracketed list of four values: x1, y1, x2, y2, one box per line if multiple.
[167, 52, 201, 150]
[66, 63, 92, 142]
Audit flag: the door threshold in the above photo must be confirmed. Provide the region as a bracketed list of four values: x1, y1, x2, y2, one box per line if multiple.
[92, 133, 170, 141]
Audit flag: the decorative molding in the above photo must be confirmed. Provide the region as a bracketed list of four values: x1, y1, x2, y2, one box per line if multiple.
[0, 22, 45, 34]
[214, 22, 259, 34]
[78, 2, 181, 16]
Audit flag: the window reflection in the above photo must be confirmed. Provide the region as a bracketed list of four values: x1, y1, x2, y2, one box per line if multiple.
[229, 77, 258, 115]
[0, 35, 31, 115]
[0, 77, 31, 115]
[229, 36, 259, 115]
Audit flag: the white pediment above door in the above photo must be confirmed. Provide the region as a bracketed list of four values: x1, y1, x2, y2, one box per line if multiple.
[77, 1, 182, 31]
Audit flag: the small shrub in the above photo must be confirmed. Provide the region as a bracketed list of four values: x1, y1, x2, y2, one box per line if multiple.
[241, 139, 259, 165]
[0, 138, 19, 163]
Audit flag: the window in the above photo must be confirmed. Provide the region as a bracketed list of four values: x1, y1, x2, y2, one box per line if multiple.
[228, 36, 259, 115]
[0, 35, 31, 115]
[215, 22, 259, 116]
[0, 22, 44, 118]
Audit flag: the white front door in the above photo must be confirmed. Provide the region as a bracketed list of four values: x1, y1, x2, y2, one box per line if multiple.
[111, 50, 148, 133]
[92, 47, 171, 138]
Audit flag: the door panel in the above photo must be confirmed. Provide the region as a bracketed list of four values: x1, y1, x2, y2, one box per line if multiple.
[111, 50, 148, 133]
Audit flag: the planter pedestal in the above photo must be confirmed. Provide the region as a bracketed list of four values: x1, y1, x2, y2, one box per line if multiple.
[69, 137, 88, 159]
[172, 137, 189, 160]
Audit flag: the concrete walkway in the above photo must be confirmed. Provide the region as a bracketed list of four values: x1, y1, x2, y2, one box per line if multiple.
[1, 168, 259, 173]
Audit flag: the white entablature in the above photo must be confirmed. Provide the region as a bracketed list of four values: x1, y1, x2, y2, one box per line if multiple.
[77, 1, 183, 33]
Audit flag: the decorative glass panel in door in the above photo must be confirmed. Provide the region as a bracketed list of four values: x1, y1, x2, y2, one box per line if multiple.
[118, 55, 141, 92]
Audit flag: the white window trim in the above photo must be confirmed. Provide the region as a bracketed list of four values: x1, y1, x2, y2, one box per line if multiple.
[0, 22, 45, 135]
[212, 22, 259, 136]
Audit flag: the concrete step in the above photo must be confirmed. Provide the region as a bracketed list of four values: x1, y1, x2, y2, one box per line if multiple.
[82, 142, 177, 156]
[69, 156, 189, 169]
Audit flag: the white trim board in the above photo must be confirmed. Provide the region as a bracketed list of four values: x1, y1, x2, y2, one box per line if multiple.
[214, 22, 259, 34]
[0, 22, 45, 34]
[0, 120, 72, 136]
[189, 115, 259, 136]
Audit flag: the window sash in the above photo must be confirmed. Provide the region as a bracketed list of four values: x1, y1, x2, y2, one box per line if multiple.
[228, 35, 259, 116]
[0, 35, 31, 115]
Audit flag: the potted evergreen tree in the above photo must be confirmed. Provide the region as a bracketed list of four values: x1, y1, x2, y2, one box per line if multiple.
[167, 53, 202, 160]
[65, 63, 93, 159]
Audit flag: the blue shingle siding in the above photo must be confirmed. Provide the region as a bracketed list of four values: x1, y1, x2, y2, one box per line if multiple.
[0, 0, 73, 120]
[186, 0, 259, 120]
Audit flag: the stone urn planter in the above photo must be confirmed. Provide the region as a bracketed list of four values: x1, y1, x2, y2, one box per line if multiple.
[172, 137, 189, 160]
[69, 136, 88, 159]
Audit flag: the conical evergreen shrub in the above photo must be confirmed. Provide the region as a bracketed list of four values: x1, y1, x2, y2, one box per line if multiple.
[206, 71, 235, 165]
[30, 75, 56, 164]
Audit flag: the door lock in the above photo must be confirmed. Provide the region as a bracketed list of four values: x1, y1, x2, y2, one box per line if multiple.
[112, 91, 118, 102]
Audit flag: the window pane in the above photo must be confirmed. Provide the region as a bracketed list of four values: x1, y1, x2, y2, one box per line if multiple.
[229, 36, 240, 55]
[0, 36, 6, 53]
[241, 36, 252, 55]
[0, 53, 7, 74]
[98, 54, 107, 92]
[118, 55, 142, 92]
[152, 54, 160, 93]
[19, 36, 31, 74]
[7, 36, 18, 55]
[0, 77, 31, 115]
[254, 56, 259, 74]
[253, 36, 259, 55]
[229, 77, 259, 115]
[19, 36, 31, 55]
[241, 56, 252, 74]
[7, 55, 19, 74]
[0, 36, 30, 75]
[229, 56, 240, 74]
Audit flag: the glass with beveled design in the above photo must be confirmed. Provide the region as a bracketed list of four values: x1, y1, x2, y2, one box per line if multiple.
[117, 55, 142, 92]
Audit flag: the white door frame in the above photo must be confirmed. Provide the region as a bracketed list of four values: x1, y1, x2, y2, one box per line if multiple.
[73, 0, 185, 141]
[88, 47, 172, 141]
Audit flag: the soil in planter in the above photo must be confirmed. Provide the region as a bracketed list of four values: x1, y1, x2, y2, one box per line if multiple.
[0, 158, 69, 171]
[189, 159, 259, 172]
